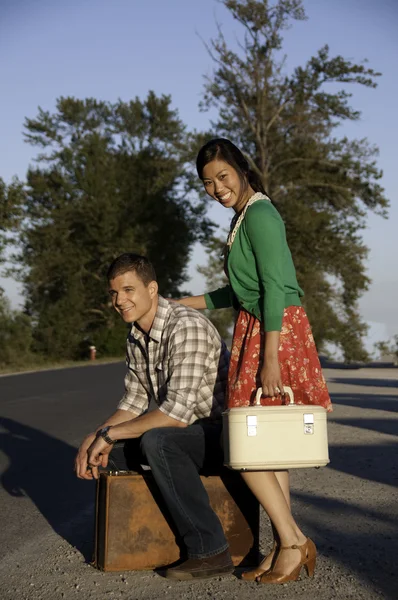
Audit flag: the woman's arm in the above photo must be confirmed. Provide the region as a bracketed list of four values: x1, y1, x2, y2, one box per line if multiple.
[170, 285, 233, 311]
[245, 203, 286, 398]
[245, 202, 286, 332]
[171, 295, 207, 310]
[260, 331, 285, 398]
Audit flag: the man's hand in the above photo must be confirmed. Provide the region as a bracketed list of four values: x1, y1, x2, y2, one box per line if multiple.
[75, 433, 97, 480]
[260, 357, 284, 399]
[86, 437, 113, 480]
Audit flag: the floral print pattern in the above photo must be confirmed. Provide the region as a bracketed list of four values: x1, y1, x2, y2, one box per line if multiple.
[227, 307, 332, 411]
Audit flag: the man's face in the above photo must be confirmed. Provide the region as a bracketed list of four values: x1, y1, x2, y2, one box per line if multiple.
[108, 270, 157, 326]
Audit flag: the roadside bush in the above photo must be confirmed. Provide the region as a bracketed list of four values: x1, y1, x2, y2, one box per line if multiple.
[0, 294, 35, 367]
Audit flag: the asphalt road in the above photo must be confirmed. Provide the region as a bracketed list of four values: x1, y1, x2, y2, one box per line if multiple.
[0, 363, 397, 600]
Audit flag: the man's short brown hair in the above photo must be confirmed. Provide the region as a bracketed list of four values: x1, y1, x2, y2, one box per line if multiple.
[107, 253, 157, 285]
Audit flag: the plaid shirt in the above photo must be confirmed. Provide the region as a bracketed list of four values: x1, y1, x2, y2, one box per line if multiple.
[117, 296, 229, 424]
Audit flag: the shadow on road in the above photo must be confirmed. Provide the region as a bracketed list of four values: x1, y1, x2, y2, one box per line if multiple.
[293, 490, 398, 600]
[330, 393, 398, 414]
[329, 378, 398, 389]
[321, 357, 397, 370]
[328, 391, 397, 486]
[328, 443, 398, 487]
[289, 385, 398, 598]
[0, 417, 95, 561]
[331, 419, 398, 438]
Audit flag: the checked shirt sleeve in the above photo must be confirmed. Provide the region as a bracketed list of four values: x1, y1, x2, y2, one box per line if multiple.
[117, 362, 149, 415]
[158, 321, 212, 424]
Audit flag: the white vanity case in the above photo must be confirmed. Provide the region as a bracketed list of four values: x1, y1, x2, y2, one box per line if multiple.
[222, 387, 330, 470]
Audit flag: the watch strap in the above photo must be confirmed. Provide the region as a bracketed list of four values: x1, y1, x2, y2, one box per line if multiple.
[98, 426, 117, 445]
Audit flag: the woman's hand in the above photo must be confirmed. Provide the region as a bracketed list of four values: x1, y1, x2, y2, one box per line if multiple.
[260, 357, 284, 398]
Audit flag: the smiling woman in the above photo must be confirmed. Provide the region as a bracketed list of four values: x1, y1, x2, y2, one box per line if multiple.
[175, 137, 331, 585]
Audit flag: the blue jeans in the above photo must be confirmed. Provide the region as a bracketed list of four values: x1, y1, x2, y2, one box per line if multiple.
[107, 419, 228, 559]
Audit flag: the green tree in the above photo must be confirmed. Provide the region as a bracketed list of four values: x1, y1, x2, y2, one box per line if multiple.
[374, 338, 398, 363]
[0, 291, 34, 368]
[198, 0, 389, 361]
[8, 93, 213, 359]
[0, 177, 24, 262]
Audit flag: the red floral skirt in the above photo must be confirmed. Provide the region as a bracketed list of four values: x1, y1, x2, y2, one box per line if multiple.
[227, 307, 332, 411]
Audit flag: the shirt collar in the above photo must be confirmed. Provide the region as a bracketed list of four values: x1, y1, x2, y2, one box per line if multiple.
[129, 295, 170, 343]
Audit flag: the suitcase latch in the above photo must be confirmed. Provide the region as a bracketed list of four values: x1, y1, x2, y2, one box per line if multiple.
[303, 413, 314, 434]
[246, 415, 257, 436]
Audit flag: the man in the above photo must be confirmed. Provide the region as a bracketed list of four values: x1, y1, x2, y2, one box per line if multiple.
[75, 253, 233, 580]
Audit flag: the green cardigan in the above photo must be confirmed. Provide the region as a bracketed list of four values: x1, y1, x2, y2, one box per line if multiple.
[204, 199, 304, 331]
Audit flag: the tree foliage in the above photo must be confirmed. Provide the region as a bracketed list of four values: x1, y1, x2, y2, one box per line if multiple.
[0, 291, 34, 368]
[197, 0, 388, 361]
[0, 177, 25, 263]
[374, 337, 398, 363]
[7, 93, 214, 359]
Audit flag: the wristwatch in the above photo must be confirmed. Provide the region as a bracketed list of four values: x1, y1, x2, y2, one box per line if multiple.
[97, 426, 117, 445]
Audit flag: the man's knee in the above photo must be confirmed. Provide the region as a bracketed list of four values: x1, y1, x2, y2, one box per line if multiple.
[140, 427, 186, 461]
[140, 427, 168, 458]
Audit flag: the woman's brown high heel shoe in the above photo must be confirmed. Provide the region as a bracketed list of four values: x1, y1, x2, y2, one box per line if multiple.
[241, 541, 278, 581]
[258, 537, 316, 584]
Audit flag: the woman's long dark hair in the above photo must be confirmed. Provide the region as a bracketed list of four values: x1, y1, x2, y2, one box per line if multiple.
[196, 138, 266, 197]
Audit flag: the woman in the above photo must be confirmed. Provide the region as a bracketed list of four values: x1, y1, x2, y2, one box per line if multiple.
[176, 138, 332, 584]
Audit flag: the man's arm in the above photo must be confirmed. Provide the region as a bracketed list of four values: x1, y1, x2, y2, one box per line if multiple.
[106, 408, 187, 440]
[76, 337, 152, 479]
[85, 408, 187, 478]
[75, 408, 139, 480]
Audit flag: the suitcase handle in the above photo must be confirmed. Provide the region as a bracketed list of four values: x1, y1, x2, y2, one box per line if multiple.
[254, 386, 295, 406]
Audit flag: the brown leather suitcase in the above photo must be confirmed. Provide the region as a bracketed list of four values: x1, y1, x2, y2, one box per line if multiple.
[94, 471, 259, 571]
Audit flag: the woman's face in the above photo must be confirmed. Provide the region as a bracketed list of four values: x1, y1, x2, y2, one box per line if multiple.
[201, 159, 250, 212]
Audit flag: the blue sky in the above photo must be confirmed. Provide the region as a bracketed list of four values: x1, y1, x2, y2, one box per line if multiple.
[1, 0, 397, 353]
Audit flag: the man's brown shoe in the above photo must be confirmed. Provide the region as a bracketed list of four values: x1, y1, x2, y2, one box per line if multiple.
[165, 548, 234, 580]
